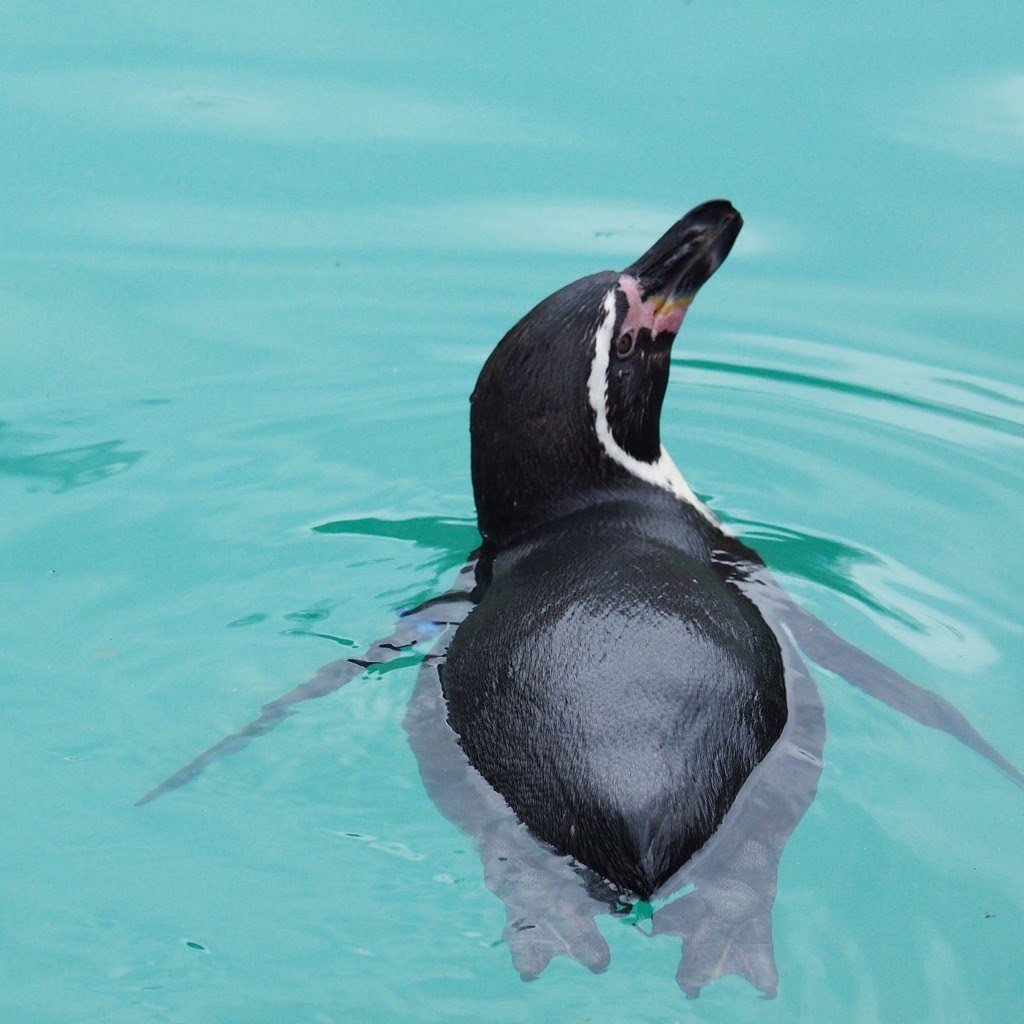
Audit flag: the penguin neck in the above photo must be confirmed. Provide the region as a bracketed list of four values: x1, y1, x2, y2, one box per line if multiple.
[470, 274, 718, 549]
[586, 287, 712, 519]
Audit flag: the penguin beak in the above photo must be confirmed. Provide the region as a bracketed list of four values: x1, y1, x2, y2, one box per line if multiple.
[625, 200, 743, 308]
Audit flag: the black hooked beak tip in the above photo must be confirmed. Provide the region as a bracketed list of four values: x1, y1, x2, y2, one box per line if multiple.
[624, 199, 743, 303]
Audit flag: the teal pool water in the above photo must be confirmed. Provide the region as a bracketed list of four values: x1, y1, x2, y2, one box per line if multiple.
[2, 5, 1022, 1022]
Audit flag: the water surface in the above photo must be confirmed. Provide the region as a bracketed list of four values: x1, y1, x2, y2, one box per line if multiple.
[2, 4, 1022, 1022]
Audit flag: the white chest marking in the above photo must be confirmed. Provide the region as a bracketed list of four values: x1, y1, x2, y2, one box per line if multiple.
[586, 288, 720, 526]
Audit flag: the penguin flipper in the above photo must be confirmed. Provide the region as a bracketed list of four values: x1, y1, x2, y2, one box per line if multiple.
[723, 554, 1024, 791]
[135, 558, 479, 805]
[781, 599, 1024, 791]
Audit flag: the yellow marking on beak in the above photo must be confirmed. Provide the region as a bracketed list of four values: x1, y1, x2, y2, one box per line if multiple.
[651, 294, 693, 315]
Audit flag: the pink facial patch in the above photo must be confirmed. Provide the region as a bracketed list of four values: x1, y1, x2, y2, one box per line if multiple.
[616, 274, 692, 339]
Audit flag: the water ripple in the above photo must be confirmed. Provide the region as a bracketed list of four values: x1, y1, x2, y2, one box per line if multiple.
[675, 332, 1024, 445]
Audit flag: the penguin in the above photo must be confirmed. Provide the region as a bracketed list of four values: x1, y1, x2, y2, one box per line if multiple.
[139, 200, 1024, 998]
[440, 200, 787, 898]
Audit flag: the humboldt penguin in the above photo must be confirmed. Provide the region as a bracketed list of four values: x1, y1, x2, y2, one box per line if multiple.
[440, 200, 787, 898]
[139, 199, 1023, 998]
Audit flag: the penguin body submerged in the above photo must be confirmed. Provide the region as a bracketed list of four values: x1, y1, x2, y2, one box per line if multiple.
[140, 199, 1024, 998]
[442, 493, 786, 897]
[441, 201, 787, 898]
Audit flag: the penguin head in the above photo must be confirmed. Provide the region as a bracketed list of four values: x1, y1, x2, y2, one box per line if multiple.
[471, 200, 742, 546]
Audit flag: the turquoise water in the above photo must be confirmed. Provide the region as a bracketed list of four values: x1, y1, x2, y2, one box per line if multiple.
[2, 4, 1023, 1021]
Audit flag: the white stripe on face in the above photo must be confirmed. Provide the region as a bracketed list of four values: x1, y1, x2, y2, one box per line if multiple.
[586, 281, 719, 525]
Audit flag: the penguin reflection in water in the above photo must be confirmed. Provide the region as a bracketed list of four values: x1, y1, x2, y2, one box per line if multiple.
[141, 200, 1023, 997]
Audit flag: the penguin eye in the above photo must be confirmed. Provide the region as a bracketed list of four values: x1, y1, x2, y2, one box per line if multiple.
[615, 331, 637, 359]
